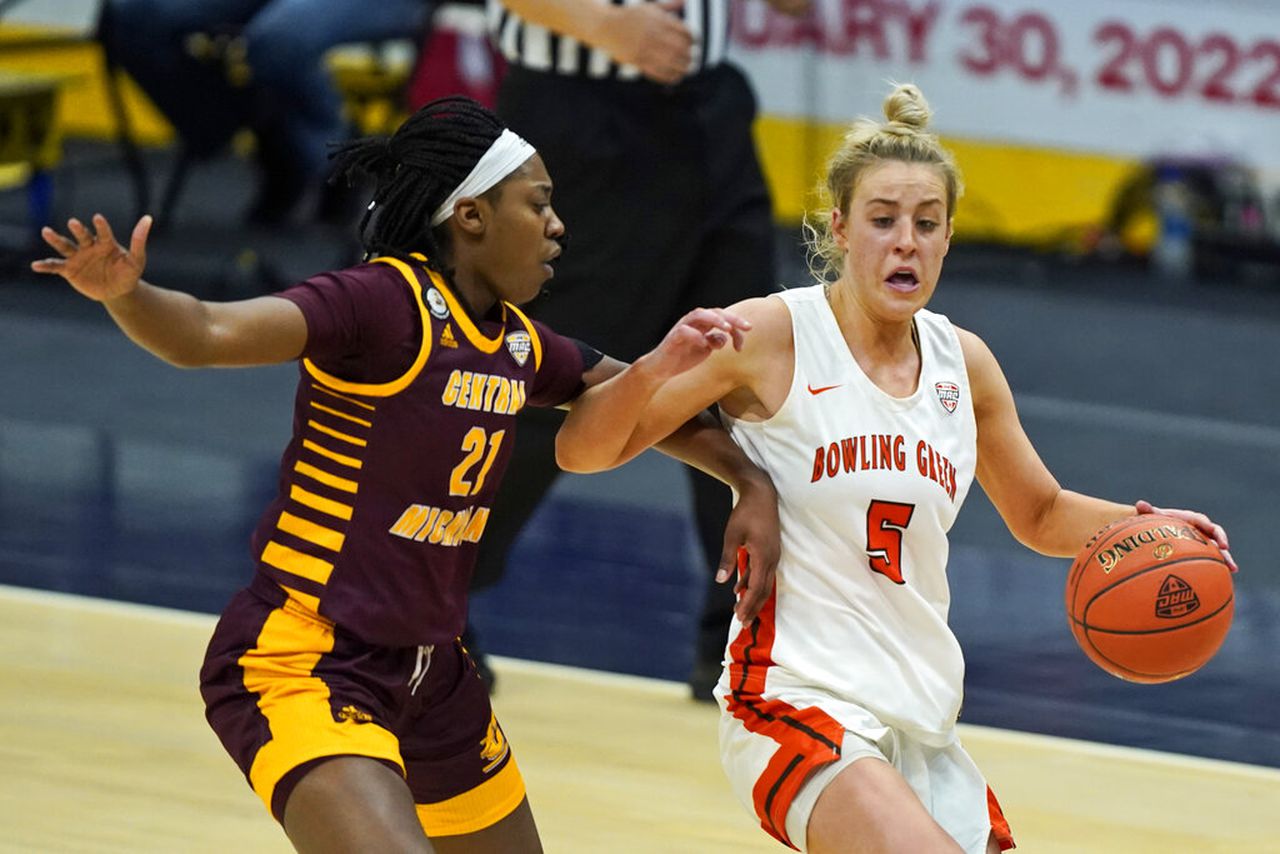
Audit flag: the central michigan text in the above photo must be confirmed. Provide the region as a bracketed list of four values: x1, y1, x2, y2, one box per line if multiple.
[442, 370, 526, 415]
[389, 503, 490, 546]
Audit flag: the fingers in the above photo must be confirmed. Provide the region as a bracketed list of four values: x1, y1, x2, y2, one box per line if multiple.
[1204, 518, 1235, 571]
[1211, 521, 1231, 552]
[715, 542, 737, 584]
[29, 256, 66, 274]
[66, 217, 96, 248]
[1139, 498, 1237, 572]
[38, 225, 77, 258]
[630, 2, 692, 84]
[41, 214, 114, 257]
[682, 307, 752, 350]
[129, 215, 153, 266]
[732, 546, 759, 622]
[645, 62, 688, 86]
[732, 545, 779, 624]
[93, 213, 117, 246]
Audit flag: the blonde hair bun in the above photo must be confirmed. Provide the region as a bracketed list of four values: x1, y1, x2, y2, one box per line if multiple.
[883, 83, 931, 133]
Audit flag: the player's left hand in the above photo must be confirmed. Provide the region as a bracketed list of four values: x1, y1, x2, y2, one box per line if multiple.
[1136, 499, 1237, 573]
[31, 213, 152, 302]
[718, 470, 780, 623]
[646, 307, 751, 381]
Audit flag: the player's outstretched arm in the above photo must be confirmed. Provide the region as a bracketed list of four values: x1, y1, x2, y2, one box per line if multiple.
[556, 303, 778, 620]
[556, 306, 750, 473]
[32, 213, 307, 368]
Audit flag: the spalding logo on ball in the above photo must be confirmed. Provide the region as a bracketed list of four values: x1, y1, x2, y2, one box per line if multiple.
[1066, 514, 1234, 684]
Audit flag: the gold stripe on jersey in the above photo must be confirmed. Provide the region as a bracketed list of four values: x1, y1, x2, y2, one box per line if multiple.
[281, 585, 322, 614]
[431, 272, 503, 352]
[310, 383, 377, 412]
[277, 510, 346, 553]
[404, 252, 505, 354]
[505, 302, 543, 371]
[302, 438, 363, 470]
[309, 401, 373, 428]
[241, 602, 403, 815]
[294, 460, 359, 494]
[302, 255, 432, 397]
[260, 541, 335, 585]
[290, 485, 354, 521]
[307, 419, 368, 447]
[415, 755, 526, 836]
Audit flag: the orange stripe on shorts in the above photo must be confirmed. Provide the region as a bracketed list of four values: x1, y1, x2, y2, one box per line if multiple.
[725, 590, 845, 850]
[988, 785, 1016, 850]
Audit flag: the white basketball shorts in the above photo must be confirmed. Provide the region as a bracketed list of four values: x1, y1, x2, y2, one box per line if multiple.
[718, 694, 1013, 852]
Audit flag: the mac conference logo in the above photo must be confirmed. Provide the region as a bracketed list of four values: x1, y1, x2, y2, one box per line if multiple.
[506, 331, 532, 367]
[934, 381, 959, 414]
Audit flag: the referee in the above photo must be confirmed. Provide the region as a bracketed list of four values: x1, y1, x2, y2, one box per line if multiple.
[469, 0, 810, 701]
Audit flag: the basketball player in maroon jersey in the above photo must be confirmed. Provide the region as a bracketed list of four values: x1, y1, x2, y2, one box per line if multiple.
[31, 97, 778, 853]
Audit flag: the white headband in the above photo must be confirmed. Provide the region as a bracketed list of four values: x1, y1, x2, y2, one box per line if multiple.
[430, 128, 537, 227]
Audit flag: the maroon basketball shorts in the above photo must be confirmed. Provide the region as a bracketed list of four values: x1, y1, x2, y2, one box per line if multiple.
[199, 586, 524, 835]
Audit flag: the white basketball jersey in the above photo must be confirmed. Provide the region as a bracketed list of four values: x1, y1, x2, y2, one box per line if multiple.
[720, 285, 977, 745]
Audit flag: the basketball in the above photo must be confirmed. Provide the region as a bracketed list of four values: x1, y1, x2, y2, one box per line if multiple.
[1066, 514, 1234, 684]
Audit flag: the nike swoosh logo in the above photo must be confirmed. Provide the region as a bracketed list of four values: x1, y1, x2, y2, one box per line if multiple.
[807, 383, 843, 395]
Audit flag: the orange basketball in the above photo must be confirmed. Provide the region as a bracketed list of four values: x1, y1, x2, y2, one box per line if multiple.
[1065, 514, 1234, 684]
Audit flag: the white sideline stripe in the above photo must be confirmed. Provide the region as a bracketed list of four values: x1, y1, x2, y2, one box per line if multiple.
[491, 654, 688, 698]
[1019, 394, 1280, 450]
[958, 723, 1280, 782]
[0, 582, 218, 628]
[8, 583, 1278, 782]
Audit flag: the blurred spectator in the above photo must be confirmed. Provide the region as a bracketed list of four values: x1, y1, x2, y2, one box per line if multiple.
[406, 0, 505, 110]
[100, 0, 432, 225]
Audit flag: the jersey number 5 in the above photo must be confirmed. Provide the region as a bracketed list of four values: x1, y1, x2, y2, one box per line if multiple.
[866, 499, 915, 585]
[449, 427, 505, 497]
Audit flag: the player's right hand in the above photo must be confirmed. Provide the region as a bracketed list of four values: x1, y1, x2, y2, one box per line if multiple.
[603, 0, 693, 85]
[31, 213, 152, 303]
[1136, 499, 1237, 572]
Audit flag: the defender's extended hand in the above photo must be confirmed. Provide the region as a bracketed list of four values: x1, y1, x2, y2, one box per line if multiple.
[718, 472, 780, 623]
[31, 214, 152, 303]
[644, 307, 751, 382]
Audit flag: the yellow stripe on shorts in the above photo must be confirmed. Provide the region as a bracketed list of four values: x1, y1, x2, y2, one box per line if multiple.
[241, 602, 402, 815]
[415, 756, 526, 837]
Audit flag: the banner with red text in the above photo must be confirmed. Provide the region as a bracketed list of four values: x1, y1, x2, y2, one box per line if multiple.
[730, 0, 1280, 171]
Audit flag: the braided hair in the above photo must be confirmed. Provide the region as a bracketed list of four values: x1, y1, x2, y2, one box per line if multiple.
[329, 96, 506, 269]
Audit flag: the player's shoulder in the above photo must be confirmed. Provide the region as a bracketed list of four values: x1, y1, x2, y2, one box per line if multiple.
[950, 323, 994, 365]
[728, 288, 798, 331]
[295, 258, 407, 295]
[948, 323, 1008, 410]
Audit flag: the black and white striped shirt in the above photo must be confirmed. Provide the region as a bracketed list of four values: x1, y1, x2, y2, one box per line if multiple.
[487, 0, 729, 80]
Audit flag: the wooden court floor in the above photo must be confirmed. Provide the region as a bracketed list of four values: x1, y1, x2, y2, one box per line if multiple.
[3, 584, 1278, 854]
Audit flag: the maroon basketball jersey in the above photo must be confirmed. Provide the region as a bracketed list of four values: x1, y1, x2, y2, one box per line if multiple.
[248, 255, 584, 646]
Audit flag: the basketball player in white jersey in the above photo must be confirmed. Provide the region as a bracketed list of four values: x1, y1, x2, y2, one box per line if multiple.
[554, 82, 1236, 853]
